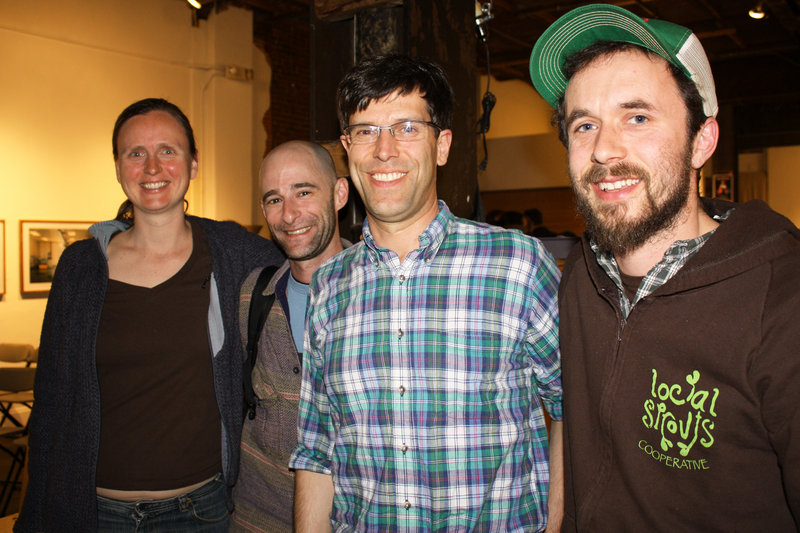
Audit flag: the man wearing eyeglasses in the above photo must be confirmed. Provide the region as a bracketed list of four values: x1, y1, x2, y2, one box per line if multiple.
[289, 55, 564, 532]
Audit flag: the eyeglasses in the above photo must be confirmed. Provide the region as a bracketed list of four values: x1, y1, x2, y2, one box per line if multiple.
[344, 120, 441, 145]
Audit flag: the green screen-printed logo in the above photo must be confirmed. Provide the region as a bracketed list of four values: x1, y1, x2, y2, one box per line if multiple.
[641, 369, 719, 462]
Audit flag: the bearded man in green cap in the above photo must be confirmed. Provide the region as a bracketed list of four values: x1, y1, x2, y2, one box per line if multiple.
[530, 4, 800, 531]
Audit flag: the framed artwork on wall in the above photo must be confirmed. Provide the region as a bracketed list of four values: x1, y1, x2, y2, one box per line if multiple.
[0, 220, 5, 296]
[712, 172, 734, 202]
[20, 220, 93, 295]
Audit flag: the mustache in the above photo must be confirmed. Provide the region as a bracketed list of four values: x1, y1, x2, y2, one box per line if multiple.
[581, 162, 650, 185]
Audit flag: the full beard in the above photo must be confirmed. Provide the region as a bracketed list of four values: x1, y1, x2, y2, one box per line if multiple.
[572, 149, 694, 257]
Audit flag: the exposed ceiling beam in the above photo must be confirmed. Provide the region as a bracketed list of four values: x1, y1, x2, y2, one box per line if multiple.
[314, 0, 402, 20]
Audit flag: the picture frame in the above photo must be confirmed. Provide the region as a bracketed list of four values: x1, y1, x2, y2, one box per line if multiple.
[712, 172, 734, 202]
[0, 220, 5, 296]
[20, 220, 93, 294]
[699, 175, 713, 198]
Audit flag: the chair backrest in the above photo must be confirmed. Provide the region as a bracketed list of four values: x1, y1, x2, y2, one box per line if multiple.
[0, 367, 36, 392]
[539, 236, 581, 260]
[0, 344, 36, 364]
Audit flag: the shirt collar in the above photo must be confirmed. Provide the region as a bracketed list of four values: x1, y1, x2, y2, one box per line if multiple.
[362, 200, 452, 263]
[591, 207, 733, 316]
[591, 207, 734, 268]
[592, 233, 711, 270]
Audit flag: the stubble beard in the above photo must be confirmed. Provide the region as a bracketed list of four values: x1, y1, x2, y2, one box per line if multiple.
[571, 146, 695, 257]
[271, 196, 338, 262]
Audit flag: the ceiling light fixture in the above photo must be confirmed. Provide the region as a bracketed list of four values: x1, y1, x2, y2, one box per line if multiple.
[748, 3, 766, 19]
[187, 0, 202, 9]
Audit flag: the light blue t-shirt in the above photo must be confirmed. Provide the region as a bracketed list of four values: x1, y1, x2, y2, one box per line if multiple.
[286, 273, 309, 353]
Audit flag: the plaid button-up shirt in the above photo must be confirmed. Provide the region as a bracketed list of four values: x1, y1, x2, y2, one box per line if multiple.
[290, 202, 562, 532]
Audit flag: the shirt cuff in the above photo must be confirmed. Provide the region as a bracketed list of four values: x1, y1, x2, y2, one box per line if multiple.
[289, 444, 332, 475]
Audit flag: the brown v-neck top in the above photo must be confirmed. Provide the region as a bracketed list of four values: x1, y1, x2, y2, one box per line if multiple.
[95, 221, 221, 490]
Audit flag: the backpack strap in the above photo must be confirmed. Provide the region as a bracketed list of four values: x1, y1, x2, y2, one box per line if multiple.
[244, 265, 279, 420]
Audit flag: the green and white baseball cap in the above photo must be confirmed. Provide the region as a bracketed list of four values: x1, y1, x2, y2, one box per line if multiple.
[529, 3, 718, 117]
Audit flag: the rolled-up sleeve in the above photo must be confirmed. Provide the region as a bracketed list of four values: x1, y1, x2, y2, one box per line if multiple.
[289, 281, 334, 475]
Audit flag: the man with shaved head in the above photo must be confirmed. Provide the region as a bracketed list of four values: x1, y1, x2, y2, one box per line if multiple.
[230, 141, 348, 532]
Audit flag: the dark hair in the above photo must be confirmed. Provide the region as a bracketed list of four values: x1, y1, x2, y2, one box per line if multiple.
[112, 98, 197, 223]
[486, 209, 505, 225]
[115, 198, 189, 224]
[554, 42, 707, 147]
[498, 210, 524, 228]
[336, 55, 454, 132]
[524, 208, 543, 226]
[112, 98, 197, 161]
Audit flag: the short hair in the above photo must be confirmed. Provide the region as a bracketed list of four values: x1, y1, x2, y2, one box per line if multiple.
[499, 210, 524, 228]
[524, 208, 543, 226]
[336, 55, 454, 132]
[486, 209, 505, 225]
[554, 42, 707, 147]
[112, 98, 197, 160]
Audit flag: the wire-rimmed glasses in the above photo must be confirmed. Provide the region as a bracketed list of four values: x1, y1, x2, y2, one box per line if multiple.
[343, 120, 441, 145]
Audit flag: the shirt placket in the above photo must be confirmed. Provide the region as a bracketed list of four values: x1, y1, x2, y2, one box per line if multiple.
[390, 260, 422, 530]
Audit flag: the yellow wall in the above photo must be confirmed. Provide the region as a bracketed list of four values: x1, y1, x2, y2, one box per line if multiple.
[767, 145, 800, 226]
[478, 134, 568, 191]
[1, 18, 796, 346]
[482, 77, 555, 139]
[477, 75, 569, 191]
[0, 0, 267, 344]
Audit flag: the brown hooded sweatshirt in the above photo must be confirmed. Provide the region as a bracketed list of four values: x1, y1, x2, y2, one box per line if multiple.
[560, 198, 800, 532]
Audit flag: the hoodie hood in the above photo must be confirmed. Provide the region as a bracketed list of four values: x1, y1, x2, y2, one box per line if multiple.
[665, 198, 800, 294]
[576, 198, 800, 299]
[89, 219, 129, 258]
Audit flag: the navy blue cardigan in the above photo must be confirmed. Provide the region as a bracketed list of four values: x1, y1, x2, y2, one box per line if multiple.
[16, 217, 283, 532]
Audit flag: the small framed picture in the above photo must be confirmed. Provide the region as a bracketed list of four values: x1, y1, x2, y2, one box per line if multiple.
[0, 220, 5, 296]
[712, 172, 734, 202]
[20, 220, 93, 294]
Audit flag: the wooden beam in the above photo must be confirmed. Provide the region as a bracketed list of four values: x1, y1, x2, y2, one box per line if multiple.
[407, 0, 478, 218]
[315, 0, 401, 20]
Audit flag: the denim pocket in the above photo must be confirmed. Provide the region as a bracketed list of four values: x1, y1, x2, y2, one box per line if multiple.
[184, 476, 229, 525]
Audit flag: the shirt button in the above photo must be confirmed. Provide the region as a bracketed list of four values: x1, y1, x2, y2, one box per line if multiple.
[397, 328, 404, 339]
[398, 274, 406, 282]
[398, 385, 406, 395]
[292, 367, 300, 374]
[404, 500, 411, 510]
[401, 444, 408, 453]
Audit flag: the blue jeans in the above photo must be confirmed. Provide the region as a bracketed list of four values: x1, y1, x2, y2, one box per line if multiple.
[96, 474, 229, 532]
